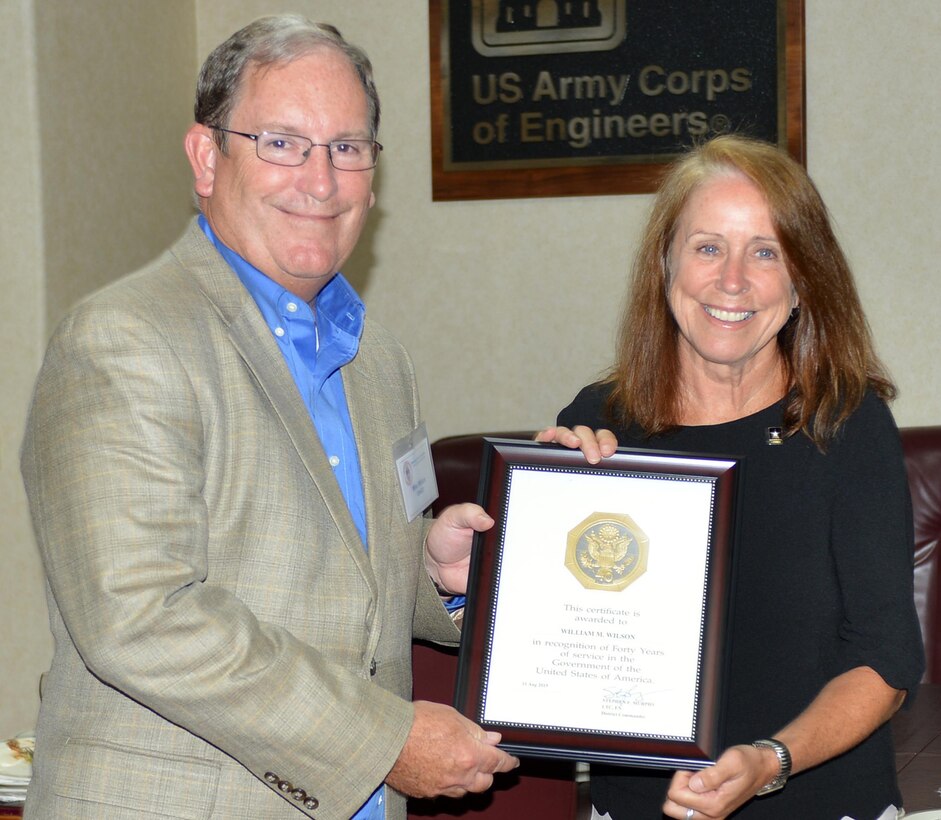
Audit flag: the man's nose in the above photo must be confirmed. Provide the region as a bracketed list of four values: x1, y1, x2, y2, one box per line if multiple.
[297, 145, 338, 200]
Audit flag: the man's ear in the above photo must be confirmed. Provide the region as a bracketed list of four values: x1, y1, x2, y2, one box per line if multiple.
[184, 124, 218, 198]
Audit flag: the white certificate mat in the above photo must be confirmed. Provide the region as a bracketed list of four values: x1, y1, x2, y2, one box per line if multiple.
[455, 440, 741, 770]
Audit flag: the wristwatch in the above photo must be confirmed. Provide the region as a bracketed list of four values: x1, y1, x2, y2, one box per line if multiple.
[751, 738, 792, 795]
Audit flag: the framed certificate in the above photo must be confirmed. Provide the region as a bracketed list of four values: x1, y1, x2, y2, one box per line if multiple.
[454, 439, 742, 769]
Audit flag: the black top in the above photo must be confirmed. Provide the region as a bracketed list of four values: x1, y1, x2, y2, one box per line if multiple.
[558, 384, 925, 819]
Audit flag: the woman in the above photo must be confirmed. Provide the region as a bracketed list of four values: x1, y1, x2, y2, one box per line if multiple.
[540, 135, 924, 819]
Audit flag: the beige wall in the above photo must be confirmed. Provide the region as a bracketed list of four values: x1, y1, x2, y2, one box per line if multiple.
[35, 0, 197, 326]
[2, 0, 939, 736]
[1, 0, 48, 739]
[1, 0, 196, 738]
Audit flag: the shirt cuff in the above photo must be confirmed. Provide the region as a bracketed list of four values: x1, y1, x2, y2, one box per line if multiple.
[443, 594, 466, 613]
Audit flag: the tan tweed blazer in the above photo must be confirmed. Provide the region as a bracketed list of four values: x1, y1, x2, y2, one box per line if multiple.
[20, 219, 457, 819]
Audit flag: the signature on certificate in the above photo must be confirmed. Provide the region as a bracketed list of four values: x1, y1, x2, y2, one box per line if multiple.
[601, 684, 669, 708]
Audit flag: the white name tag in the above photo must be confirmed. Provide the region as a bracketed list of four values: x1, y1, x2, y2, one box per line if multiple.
[393, 422, 439, 522]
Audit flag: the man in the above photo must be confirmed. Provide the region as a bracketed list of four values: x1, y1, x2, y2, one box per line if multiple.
[20, 15, 517, 820]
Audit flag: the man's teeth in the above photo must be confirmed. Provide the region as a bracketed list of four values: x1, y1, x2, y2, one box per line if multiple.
[705, 306, 755, 322]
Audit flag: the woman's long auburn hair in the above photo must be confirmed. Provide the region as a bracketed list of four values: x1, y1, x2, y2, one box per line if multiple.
[606, 134, 895, 450]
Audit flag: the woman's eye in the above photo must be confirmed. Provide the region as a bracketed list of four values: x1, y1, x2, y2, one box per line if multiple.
[756, 248, 777, 259]
[698, 244, 719, 255]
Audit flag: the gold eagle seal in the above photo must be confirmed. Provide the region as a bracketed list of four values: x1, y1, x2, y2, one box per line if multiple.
[565, 512, 649, 591]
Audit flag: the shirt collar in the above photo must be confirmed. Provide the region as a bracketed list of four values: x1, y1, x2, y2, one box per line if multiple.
[197, 214, 365, 358]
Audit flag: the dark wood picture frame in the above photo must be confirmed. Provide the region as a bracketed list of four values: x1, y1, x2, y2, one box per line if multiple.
[454, 439, 743, 769]
[430, 1, 805, 200]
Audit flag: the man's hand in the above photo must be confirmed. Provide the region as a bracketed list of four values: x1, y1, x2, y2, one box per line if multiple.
[386, 701, 519, 798]
[425, 503, 494, 596]
[534, 425, 618, 464]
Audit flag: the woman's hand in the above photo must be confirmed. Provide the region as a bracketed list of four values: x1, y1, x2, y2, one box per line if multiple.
[661, 744, 778, 819]
[661, 666, 906, 819]
[534, 425, 618, 464]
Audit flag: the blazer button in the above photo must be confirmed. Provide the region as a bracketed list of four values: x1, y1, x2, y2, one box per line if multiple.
[264, 772, 279, 784]
[277, 779, 293, 792]
[290, 788, 307, 801]
[369, 658, 377, 676]
[304, 796, 320, 810]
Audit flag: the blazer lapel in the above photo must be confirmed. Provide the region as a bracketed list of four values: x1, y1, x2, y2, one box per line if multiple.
[173, 221, 377, 590]
[342, 332, 404, 587]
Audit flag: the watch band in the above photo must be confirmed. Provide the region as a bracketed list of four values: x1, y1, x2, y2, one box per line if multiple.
[751, 738, 792, 795]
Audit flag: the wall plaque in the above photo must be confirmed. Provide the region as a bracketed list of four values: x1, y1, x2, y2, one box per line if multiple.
[430, 1, 805, 200]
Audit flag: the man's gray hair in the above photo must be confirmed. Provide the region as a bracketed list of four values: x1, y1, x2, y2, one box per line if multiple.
[195, 14, 380, 147]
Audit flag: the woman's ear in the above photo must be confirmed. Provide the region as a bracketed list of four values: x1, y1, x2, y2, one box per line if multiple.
[184, 124, 218, 199]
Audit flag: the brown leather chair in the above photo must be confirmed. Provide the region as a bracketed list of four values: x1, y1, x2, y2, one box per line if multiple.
[900, 426, 941, 683]
[408, 432, 583, 820]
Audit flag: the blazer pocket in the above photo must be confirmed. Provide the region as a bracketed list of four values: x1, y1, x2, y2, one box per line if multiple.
[51, 737, 220, 819]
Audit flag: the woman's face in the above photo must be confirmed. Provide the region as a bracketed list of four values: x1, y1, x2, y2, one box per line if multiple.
[667, 173, 797, 380]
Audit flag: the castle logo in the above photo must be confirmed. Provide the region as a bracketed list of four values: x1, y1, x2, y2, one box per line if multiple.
[471, 0, 627, 56]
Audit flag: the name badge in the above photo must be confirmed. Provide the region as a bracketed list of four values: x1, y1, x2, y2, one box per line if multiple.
[393, 422, 439, 522]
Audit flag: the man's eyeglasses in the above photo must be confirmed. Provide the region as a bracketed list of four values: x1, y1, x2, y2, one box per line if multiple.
[212, 127, 382, 171]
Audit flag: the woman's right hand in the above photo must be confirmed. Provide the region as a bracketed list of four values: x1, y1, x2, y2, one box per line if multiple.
[661, 744, 778, 819]
[534, 425, 618, 464]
